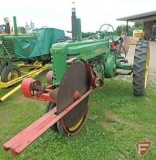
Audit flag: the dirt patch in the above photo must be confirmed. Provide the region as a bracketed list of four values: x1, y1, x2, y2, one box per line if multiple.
[101, 110, 156, 133]
[104, 110, 141, 128]
[106, 110, 140, 126]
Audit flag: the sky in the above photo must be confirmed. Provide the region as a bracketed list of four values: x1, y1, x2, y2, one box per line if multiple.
[0, 0, 156, 32]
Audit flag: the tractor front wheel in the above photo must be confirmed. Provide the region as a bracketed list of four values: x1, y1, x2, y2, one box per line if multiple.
[45, 102, 58, 132]
[1, 65, 21, 82]
[133, 40, 150, 96]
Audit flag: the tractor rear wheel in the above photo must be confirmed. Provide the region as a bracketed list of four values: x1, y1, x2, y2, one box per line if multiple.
[1, 65, 21, 82]
[133, 40, 150, 96]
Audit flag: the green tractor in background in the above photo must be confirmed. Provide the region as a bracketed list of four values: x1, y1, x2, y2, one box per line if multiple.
[0, 16, 69, 83]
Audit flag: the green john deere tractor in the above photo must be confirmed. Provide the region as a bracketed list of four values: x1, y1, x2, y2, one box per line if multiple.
[3, 16, 150, 156]
[22, 19, 149, 135]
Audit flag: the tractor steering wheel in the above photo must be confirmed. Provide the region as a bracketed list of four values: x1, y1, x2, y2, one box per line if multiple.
[99, 24, 114, 40]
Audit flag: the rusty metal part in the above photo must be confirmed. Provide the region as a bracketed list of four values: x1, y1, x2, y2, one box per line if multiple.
[56, 62, 90, 135]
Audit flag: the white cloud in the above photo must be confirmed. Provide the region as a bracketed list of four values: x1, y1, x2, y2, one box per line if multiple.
[0, 0, 156, 32]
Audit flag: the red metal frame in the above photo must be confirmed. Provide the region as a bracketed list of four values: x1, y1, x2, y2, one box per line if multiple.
[3, 89, 93, 156]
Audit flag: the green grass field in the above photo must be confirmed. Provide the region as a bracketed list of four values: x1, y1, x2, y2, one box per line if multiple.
[0, 73, 156, 160]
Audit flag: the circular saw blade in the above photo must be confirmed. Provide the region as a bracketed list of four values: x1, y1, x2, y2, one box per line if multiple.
[57, 62, 90, 134]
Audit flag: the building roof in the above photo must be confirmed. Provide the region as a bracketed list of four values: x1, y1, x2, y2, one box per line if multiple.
[117, 10, 156, 23]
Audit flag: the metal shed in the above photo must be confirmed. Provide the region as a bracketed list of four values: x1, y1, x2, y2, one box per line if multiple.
[117, 10, 156, 39]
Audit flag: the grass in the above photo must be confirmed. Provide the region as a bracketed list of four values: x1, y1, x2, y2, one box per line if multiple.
[0, 73, 156, 160]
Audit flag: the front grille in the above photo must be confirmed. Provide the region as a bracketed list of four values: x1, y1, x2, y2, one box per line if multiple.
[2, 39, 15, 56]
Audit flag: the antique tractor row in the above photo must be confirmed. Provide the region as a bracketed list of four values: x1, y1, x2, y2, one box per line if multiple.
[3, 18, 150, 155]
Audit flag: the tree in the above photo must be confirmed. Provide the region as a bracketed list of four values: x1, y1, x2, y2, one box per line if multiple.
[114, 25, 133, 36]
[114, 25, 123, 36]
[82, 32, 95, 38]
[133, 22, 143, 30]
[18, 27, 26, 34]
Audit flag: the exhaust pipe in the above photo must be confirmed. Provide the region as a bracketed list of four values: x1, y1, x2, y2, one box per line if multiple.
[13, 16, 18, 35]
[71, 1, 77, 40]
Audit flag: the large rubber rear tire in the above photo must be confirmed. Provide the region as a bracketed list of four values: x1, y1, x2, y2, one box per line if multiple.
[133, 40, 150, 96]
[1, 65, 21, 82]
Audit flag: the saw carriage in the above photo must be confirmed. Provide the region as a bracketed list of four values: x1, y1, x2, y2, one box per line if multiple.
[3, 17, 150, 156]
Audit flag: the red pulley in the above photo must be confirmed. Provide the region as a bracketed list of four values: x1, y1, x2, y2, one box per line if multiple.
[21, 78, 42, 98]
